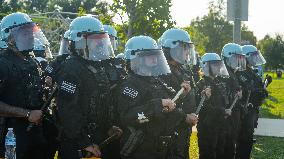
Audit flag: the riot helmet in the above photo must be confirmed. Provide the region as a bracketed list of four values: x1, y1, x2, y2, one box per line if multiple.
[58, 30, 71, 55]
[68, 16, 114, 61]
[125, 35, 171, 77]
[201, 53, 229, 77]
[242, 45, 266, 66]
[103, 25, 118, 52]
[1, 12, 47, 54]
[221, 43, 246, 71]
[159, 28, 196, 65]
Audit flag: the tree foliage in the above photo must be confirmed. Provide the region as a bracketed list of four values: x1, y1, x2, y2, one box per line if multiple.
[257, 34, 284, 69]
[188, 0, 256, 54]
[111, 0, 175, 40]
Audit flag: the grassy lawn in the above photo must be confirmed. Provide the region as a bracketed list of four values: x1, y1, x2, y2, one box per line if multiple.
[189, 132, 284, 159]
[251, 135, 284, 159]
[260, 72, 284, 119]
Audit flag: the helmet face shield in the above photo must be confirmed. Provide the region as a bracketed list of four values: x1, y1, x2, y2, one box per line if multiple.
[109, 35, 118, 51]
[202, 60, 229, 77]
[10, 23, 50, 53]
[226, 54, 246, 71]
[74, 33, 114, 61]
[10, 23, 36, 51]
[59, 38, 70, 55]
[131, 50, 171, 76]
[246, 51, 266, 66]
[170, 41, 195, 64]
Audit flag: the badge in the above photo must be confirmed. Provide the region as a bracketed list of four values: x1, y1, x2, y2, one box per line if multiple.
[60, 81, 77, 94]
[137, 112, 149, 123]
[123, 87, 138, 98]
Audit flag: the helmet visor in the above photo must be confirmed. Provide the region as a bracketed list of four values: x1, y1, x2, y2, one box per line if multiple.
[131, 50, 171, 76]
[246, 51, 266, 66]
[34, 28, 50, 47]
[75, 33, 114, 61]
[58, 38, 70, 55]
[10, 23, 37, 51]
[226, 54, 246, 71]
[110, 35, 118, 51]
[202, 60, 229, 77]
[170, 41, 195, 64]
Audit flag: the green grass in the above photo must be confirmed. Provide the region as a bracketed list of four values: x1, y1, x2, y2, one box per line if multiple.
[260, 72, 284, 119]
[251, 136, 284, 159]
[189, 132, 284, 159]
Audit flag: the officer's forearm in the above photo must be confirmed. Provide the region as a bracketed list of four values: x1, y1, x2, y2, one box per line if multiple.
[0, 101, 29, 117]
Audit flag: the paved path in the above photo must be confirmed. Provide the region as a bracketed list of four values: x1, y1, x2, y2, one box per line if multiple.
[254, 118, 284, 137]
[192, 118, 284, 137]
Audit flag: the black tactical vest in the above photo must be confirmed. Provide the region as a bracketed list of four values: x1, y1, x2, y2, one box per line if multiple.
[0, 51, 43, 110]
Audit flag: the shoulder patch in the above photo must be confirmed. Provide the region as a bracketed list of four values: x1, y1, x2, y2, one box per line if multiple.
[123, 87, 138, 98]
[45, 65, 53, 74]
[239, 75, 247, 82]
[60, 81, 77, 94]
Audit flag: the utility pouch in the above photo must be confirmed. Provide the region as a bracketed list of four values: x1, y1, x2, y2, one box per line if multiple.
[120, 127, 144, 157]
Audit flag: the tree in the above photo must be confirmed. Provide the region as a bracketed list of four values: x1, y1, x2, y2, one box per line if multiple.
[183, 26, 208, 56]
[257, 34, 284, 70]
[111, 0, 175, 39]
[241, 25, 257, 46]
[190, 0, 233, 53]
[188, 0, 257, 54]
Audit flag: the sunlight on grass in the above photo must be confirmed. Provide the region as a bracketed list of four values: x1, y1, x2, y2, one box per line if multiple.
[260, 72, 284, 119]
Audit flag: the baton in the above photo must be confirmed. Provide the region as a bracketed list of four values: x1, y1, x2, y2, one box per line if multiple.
[172, 87, 185, 102]
[228, 94, 239, 111]
[163, 87, 184, 112]
[99, 132, 119, 148]
[195, 95, 206, 115]
[26, 85, 58, 132]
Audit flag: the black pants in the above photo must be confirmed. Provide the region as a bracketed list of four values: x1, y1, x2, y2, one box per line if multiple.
[198, 124, 226, 159]
[121, 135, 171, 159]
[14, 125, 49, 159]
[236, 108, 258, 159]
[59, 139, 113, 159]
[0, 128, 6, 158]
[168, 126, 192, 159]
[224, 109, 241, 159]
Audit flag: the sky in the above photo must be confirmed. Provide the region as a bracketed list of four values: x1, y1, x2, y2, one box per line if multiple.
[171, 0, 284, 40]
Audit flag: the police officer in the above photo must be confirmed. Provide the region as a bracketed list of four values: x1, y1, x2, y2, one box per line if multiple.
[45, 30, 70, 82]
[158, 28, 198, 159]
[33, 38, 53, 70]
[118, 35, 194, 159]
[103, 24, 125, 159]
[197, 53, 232, 159]
[55, 16, 121, 159]
[103, 25, 119, 54]
[0, 41, 7, 54]
[0, 12, 51, 159]
[221, 43, 244, 158]
[235, 45, 267, 159]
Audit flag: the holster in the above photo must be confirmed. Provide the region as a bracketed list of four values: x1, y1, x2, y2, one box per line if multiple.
[120, 127, 144, 157]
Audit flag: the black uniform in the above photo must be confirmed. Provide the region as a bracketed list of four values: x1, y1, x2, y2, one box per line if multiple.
[56, 55, 113, 159]
[161, 64, 197, 159]
[197, 76, 230, 159]
[118, 74, 187, 159]
[235, 67, 267, 159]
[223, 67, 242, 159]
[101, 58, 127, 159]
[0, 50, 48, 159]
[45, 54, 69, 81]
